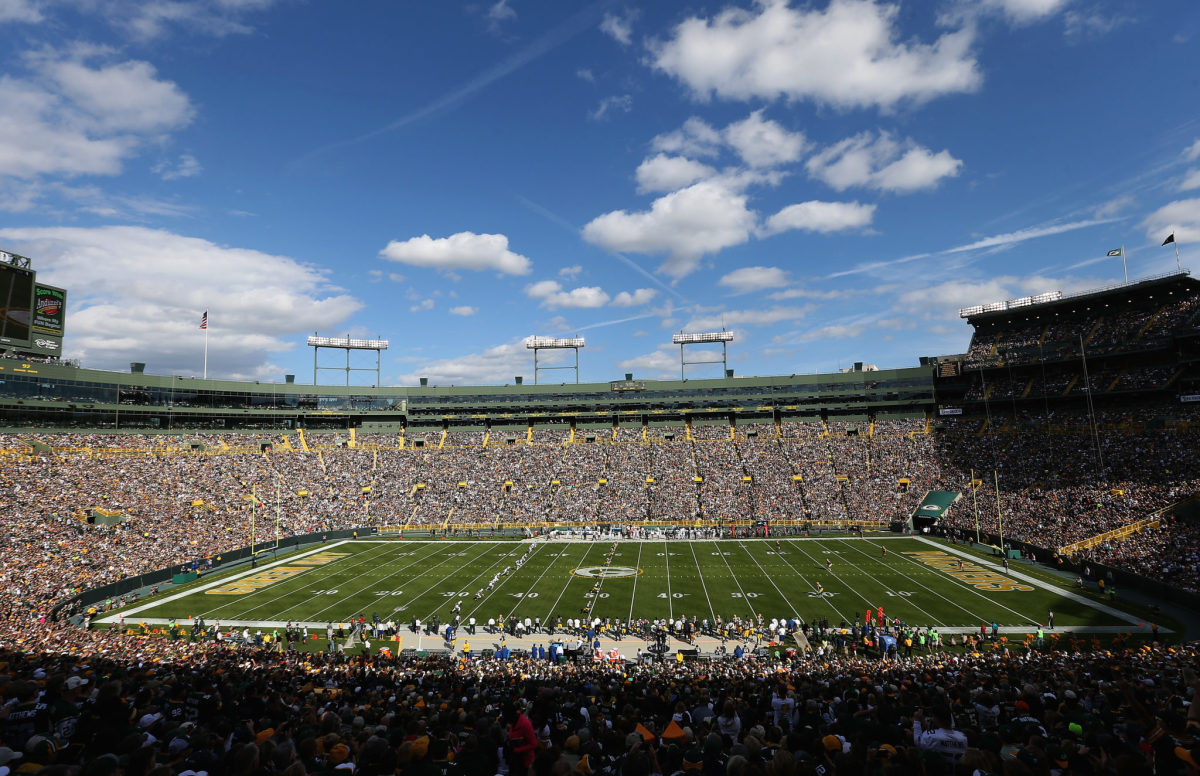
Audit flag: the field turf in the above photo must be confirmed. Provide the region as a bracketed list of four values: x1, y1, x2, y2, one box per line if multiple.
[103, 536, 1141, 634]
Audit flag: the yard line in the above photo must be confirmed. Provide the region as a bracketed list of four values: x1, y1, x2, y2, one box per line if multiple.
[628, 543, 645, 623]
[840, 538, 1028, 626]
[235, 542, 435, 622]
[707, 541, 756, 619]
[735, 542, 798, 619]
[502, 543, 565, 621]
[462, 542, 558, 623]
[417, 544, 526, 621]
[201, 543, 400, 620]
[541, 542, 596, 623]
[913, 537, 1144, 626]
[829, 539, 948, 627]
[763, 540, 850, 623]
[310, 543, 487, 624]
[442, 543, 542, 623]
[663, 541, 674, 620]
[424, 544, 532, 623]
[97, 540, 352, 623]
[686, 541, 716, 623]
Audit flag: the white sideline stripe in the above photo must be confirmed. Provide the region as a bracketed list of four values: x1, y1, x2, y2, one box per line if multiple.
[97, 541, 352, 623]
[914, 537, 1157, 630]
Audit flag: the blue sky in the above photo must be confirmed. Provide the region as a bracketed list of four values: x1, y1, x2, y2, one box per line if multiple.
[0, 0, 1197, 385]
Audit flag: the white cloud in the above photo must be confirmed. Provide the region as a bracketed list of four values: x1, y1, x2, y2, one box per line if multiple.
[1143, 198, 1200, 243]
[977, 0, 1070, 24]
[616, 348, 677, 376]
[449, 305, 477, 316]
[488, 0, 516, 23]
[650, 117, 722, 158]
[582, 180, 757, 278]
[397, 340, 530, 386]
[0, 46, 194, 184]
[105, 0, 281, 40]
[380, 231, 532, 275]
[763, 200, 875, 235]
[1180, 170, 1200, 192]
[600, 10, 635, 45]
[590, 94, 632, 120]
[684, 304, 815, 331]
[558, 264, 583, 279]
[1062, 10, 1131, 41]
[611, 288, 658, 307]
[152, 153, 202, 181]
[388, 272, 406, 283]
[635, 154, 717, 193]
[0, 225, 361, 378]
[792, 322, 867, 342]
[650, 0, 981, 110]
[39, 55, 194, 132]
[1186, 140, 1200, 162]
[806, 131, 962, 192]
[722, 110, 806, 168]
[0, 0, 42, 23]
[525, 280, 610, 309]
[410, 298, 435, 312]
[719, 266, 790, 294]
[576, 68, 595, 83]
[944, 218, 1114, 254]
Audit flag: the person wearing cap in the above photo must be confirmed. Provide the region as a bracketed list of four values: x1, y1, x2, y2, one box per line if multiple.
[48, 676, 88, 742]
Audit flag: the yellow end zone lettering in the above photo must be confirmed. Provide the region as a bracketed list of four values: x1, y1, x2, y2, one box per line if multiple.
[206, 551, 351, 595]
[904, 551, 1033, 591]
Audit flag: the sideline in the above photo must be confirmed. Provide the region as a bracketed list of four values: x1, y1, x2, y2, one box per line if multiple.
[914, 537, 1158, 630]
[97, 540, 351, 624]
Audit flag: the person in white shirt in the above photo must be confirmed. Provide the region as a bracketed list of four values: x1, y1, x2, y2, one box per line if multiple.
[912, 706, 967, 764]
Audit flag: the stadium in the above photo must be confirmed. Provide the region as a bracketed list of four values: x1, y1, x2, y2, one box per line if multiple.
[2, 248, 1200, 775]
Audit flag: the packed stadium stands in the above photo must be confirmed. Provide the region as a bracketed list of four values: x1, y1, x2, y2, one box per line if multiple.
[1, 272, 1199, 776]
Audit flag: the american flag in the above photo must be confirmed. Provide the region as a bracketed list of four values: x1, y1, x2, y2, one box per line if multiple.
[200, 310, 208, 330]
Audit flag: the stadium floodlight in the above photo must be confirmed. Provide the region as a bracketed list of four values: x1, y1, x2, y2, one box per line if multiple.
[526, 336, 585, 384]
[673, 330, 734, 380]
[960, 290, 1062, 318]
[526, 336, 585, 349]
[672, 331, 734, 345]
[308, 333, 389, 386]
[307, 336, 389, 350]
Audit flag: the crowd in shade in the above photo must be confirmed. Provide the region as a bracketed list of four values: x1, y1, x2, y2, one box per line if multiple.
[963, 288, 1200, 369]
[1, 625, 1200, 775]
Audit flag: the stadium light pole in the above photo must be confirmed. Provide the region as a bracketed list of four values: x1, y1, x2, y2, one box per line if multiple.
[526, 336, 585, 384]
[308, 334, 390, 387]
[672, 330, 734, 380]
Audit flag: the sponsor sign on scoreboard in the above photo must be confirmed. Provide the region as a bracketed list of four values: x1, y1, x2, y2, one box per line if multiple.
[25, 283, 66, 355]
[32, 285, 65, 335]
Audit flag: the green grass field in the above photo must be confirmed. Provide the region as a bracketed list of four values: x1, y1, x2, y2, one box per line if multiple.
[100, 535, 1146, 635]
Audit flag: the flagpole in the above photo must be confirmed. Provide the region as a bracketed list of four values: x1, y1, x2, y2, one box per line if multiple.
[1121, 244, 1127, 284]
[1176, 233, 1182, 273]
[203, 310, 209, 380]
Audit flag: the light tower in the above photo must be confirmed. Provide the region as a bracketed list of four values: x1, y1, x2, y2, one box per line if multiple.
[526, 336, 585, 384]
[672, 330, 734, 380]
[307, 334, 389, 386]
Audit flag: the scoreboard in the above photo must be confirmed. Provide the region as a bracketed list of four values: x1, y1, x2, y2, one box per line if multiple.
[0, 259, 67, 356]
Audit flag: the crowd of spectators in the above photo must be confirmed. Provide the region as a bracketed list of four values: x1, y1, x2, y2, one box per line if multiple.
[1, 618, 1199, 776]
[1, 405, 1197, 646]
[963, 286, 1200, 369]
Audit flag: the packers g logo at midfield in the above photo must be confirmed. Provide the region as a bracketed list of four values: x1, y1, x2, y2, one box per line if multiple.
[571, 566, 642, 578]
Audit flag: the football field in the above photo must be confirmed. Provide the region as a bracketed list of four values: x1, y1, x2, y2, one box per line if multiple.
[102, 535, 1146, 635]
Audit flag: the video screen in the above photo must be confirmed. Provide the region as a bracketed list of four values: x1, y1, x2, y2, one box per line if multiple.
[0, 264, 34, 343]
